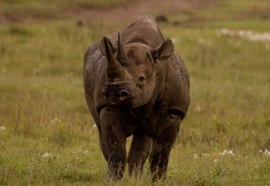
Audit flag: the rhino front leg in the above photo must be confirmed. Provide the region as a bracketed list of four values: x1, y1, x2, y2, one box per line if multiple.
[99, 107, 127, 181]
[149, 113, 181, 181]
[128, 132, 152, 177]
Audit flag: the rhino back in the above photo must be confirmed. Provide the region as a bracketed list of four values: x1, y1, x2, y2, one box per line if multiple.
[121, 14, 165, 48]
[106, 15, 166, 48]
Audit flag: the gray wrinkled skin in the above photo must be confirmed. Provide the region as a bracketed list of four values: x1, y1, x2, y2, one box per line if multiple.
[83, 14, 190, 181]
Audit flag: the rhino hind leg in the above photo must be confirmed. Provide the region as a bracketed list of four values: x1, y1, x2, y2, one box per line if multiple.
[127, 132, 152, 177]
[149, 113, 182, 181]
[99, 107, 128, 181]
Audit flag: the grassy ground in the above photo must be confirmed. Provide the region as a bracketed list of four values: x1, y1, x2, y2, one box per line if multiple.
[1, 0, 270, 185]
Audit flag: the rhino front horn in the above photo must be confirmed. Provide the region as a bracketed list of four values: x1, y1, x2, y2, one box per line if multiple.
[100, 37, 125, 80]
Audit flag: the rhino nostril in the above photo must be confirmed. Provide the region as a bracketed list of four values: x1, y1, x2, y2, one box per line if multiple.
[119, 90, 129, 101]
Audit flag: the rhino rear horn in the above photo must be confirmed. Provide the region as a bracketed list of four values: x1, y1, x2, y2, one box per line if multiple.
[152, 38, 174, 61]
[116, 32, 129, 66]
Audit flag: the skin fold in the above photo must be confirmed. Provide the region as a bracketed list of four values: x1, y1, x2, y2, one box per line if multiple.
[83, 14, 190, 181]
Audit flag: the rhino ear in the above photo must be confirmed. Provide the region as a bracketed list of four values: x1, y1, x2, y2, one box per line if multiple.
[99, 37, 116, 56]
[152, 38, 174, 61]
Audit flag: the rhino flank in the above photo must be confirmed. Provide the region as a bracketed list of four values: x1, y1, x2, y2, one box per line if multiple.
[83, 14, 190, 181]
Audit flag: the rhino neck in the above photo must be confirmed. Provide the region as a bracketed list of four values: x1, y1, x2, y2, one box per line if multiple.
[130, 103, 153, 122]
[130, 90, 161, 121]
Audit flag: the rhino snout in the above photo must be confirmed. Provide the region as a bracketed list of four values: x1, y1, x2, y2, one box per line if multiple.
[103, 88, 130, 104]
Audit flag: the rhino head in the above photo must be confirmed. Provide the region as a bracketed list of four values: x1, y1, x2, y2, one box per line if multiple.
[99, 33, 174, 108]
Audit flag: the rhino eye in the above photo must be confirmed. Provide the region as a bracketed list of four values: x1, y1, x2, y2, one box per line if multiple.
[139, 76, 145, 83]
[138, 72, 146, 85]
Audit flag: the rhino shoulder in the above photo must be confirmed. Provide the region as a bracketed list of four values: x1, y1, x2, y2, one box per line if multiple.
[162, 52, 190, 117]
[84, 41, 103, 67]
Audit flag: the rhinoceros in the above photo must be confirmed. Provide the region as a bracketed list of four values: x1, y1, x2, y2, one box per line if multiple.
[83, 14, 190, 181]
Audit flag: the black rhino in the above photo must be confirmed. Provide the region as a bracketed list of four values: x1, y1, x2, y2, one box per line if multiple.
[83, 14, 190, 181]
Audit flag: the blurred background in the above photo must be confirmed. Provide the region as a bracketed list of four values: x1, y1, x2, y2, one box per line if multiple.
[0, 0, 270, 185]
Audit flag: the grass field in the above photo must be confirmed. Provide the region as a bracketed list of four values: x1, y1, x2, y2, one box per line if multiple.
[1, 0, 270, 185]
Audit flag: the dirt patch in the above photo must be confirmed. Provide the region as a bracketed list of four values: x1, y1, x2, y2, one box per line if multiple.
[0, 13, 41, 24]
[0, 0, 218, 24]
[65, 0, 217, 22]
[236, 8, 270, 20]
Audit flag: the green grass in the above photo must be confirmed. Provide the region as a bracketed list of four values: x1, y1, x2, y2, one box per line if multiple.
[1, 0, 270, 185]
